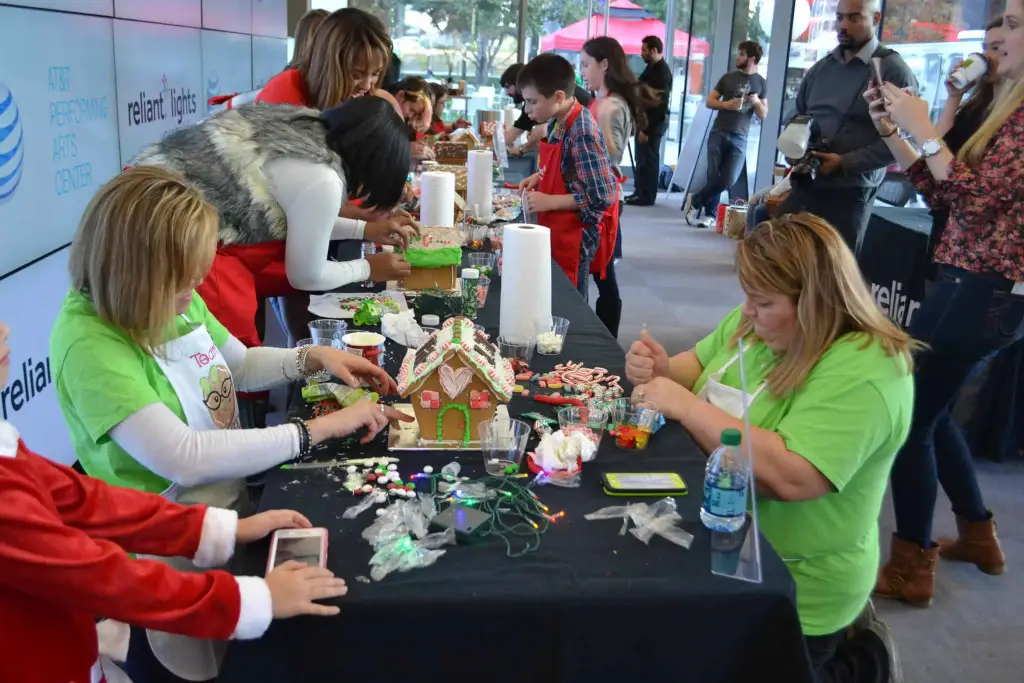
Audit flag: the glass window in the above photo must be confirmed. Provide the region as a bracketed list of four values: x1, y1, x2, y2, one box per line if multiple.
[728, 0, 772, 195]
[668, 0, 715, 166]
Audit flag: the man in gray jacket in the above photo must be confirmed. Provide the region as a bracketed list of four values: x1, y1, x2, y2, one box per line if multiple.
[776, 0, 917, 249]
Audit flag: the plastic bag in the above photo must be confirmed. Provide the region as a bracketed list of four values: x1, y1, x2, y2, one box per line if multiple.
[584, 497, 694, 549]
[360, 495, 452, 581]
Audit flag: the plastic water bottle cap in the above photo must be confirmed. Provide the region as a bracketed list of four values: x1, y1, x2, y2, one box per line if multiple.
[422, 314, 440, 327]
[720, 428, 742, 446]
[462, 268, 480, 280]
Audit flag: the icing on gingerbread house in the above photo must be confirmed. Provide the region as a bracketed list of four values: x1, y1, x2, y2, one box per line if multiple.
[400, 226, 463, 291]
[397, 317, 515, 445]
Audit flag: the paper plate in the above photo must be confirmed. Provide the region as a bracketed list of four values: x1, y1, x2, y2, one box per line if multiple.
[307, 291, 408, 319]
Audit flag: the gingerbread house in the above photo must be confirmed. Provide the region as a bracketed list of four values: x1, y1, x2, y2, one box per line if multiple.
[400, 226, 463, 291]
[397, 317, 515, 445]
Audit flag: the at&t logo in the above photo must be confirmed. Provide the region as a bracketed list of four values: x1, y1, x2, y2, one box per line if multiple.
[0, 83, 25, 205]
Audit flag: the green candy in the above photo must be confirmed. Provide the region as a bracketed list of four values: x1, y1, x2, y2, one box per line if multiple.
[353, 299, 383, 327]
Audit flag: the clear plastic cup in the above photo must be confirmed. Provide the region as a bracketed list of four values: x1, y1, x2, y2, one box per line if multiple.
[467, 252, 497, 278]
[308, 319, 348, 344]
[497, 336, 536, 364]
[479, 418, 531, 476]
[537, 317, 569, 355]
[477, 276, 491, 307]
[614, 401, 660, 451]
[557, 405, 606, 446]
[295, 336, 341, 383]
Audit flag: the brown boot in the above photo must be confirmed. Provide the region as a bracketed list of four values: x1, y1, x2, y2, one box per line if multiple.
[937, 515, 1006, 575]
[874, 535, 938, 608]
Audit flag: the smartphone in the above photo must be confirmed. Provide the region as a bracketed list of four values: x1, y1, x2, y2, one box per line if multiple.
[266, 528, 328, 576]
[870, 57, 884, 88]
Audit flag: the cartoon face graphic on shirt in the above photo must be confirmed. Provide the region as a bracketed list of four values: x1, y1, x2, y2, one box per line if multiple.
[200, 364, 238, 429]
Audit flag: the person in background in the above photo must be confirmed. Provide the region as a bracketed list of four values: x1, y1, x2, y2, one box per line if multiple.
[626, 214, 912, 683]
[518, 54, 616, 301]
[287, 8, 329, 71]
[685, 41, 768, 227]
[775, 0, 916, 249]
[385, 75, 435, 135]
[427, 82, 472, 135]
[0, 345, 348, 683]
[501, 63, 592, 157]
[925, 18, 1005, 277]
[628, 35, 673, 207]
[131, 99, 416, 351]
[866, 0, 1024, 608]
[383, 51, 402, 90]
[580, 36, 661, 338]
[49, 167, 413, 682]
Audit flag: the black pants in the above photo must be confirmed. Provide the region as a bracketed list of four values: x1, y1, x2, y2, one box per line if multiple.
[633, 132, 662, 203]
[592, 201, 623, 338]
[775, 185, 877, 252]
[124, 626, 216, 683]
[692, 130, 748, 217]
[805, 629, 889, 683]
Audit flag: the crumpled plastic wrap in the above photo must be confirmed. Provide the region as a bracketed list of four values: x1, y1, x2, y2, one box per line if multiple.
[359, 494, 455, 581]
[381, 309, 431, 349]
[584, 497, 694, 549]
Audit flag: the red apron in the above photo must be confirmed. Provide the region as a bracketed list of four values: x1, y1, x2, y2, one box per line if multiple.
[536, 102, 587, 287]
[196, 241, 298, 349]
[430, 120, 447, 135]
[586, 99, 623, 279]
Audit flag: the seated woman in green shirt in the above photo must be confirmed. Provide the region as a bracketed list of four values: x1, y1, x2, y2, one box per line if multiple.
[626, 214, 916, 683]
[49, 166, 412, 683]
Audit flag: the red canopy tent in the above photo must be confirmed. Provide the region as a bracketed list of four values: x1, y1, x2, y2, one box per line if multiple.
[540, 0, 710, 57]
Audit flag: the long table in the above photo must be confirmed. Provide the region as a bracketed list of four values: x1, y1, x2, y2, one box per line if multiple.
[220, 258, 812, 683]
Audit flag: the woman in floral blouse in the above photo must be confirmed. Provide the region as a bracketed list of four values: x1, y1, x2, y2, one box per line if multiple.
[864, 0, 1024, 608]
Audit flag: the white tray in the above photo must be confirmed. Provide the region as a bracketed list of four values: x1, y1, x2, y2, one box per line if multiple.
[307, 291, 408, 320]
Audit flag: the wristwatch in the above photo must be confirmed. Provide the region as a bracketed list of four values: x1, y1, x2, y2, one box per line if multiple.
[920, 138, 947, 159]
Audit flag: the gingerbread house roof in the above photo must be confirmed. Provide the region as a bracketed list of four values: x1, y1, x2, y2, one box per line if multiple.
[403, 227, 463, 268]
[397, 316, 515, 401]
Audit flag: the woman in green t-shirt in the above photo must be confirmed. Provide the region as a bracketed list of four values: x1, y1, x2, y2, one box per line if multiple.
[49, 167, 412, 682]
[626, 214, 916, 683]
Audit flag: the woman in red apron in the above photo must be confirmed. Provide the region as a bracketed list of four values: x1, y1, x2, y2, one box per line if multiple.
[579, 36, 663, 339]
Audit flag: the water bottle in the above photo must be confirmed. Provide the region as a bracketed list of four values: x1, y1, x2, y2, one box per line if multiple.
[700, 428, 749, 532]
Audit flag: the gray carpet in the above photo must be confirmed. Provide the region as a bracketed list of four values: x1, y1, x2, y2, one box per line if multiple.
[606, 196, 1024, 683]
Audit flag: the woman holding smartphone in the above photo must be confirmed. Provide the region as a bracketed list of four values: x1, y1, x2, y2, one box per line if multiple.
[865, 1, 1024, 607]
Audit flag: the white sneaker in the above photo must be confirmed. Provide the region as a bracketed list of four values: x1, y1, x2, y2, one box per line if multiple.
[684, 208, 702, 226]
[696, 216, 714, 229]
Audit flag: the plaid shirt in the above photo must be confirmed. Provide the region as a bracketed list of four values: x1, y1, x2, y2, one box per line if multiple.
[546, 103, 616, 260]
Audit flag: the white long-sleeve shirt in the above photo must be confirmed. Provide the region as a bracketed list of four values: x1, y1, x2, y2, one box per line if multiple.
[263, 157, 373, 291]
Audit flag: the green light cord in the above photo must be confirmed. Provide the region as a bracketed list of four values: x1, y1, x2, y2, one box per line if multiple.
[421, 472, 553, 558]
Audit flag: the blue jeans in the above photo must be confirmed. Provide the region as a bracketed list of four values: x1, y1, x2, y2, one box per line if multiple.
[693, 130, 747, 217]
[890, 267, 1024, 547]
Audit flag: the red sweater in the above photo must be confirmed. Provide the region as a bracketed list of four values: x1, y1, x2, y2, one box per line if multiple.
[256, 68, 311, 107]
[0, 439, 242, 683]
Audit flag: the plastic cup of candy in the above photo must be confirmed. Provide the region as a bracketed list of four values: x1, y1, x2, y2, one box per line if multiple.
[477, 276, 491, 307]
[479, 418, 531, 476]
[493, 249, 503, 275]
[308, 318, 348, 344]
[295, 336, 341, 383]
[498, 336, 536, 364]
[536, 317, 569, 355]
[557, 406, 605, 446]
[614, 401, 660, 450]
[467, 252, 497, 278]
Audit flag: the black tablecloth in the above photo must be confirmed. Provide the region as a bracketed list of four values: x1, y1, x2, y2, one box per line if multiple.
[220, 258, 811, 683]
[857, 206, 931, 330]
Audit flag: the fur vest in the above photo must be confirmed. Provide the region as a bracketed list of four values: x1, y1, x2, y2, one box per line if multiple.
[133, 104, 344, 245]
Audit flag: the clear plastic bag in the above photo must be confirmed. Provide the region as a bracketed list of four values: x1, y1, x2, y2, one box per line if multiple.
[584, 497, 694, 549]
[360, 495, 453, 581]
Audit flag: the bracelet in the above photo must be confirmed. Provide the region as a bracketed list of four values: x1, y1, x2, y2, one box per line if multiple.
[880, 127, 898, 139]
[295, 345, 316, 380]
[289, 417, 312, 456]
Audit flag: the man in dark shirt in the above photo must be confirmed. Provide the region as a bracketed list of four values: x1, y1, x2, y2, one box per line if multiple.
[686, 41, 767, 226]
[628, 36, 673, 207]
[774, 0, 916, 250]
[501, 63, 591, 156]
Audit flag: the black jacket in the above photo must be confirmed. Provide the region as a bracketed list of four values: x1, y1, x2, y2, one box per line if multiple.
[639, 58, 672, 136]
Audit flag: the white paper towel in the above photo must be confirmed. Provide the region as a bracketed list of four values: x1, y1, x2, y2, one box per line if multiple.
[500, 224, 553, 344]
[467, 150, 494, 222]
[420, 171, 456, 227]
[503, 107, 517, 128]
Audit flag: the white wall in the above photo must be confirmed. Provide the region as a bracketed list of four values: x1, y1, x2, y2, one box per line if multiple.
[0, 0, 288, 464]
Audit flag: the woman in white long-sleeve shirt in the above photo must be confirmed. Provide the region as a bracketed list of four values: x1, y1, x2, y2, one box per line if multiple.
[130, 96, 416, 349]
[49, 166, 412, 683]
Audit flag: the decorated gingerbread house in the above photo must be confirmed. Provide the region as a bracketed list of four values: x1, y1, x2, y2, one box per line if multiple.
[400, 226, 463, 291]
[397, 317, 515, 445]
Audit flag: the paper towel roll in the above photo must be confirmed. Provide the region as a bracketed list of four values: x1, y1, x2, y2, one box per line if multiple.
[503, 107, 517, 128]
[500, 224, 553, 344]
[420, 171, 455, 227]
[467, 150, 494, 223]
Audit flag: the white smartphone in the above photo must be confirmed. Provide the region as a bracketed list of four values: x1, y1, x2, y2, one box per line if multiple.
[266, 528, 328, 576]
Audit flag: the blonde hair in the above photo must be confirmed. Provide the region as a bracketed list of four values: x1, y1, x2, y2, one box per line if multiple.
[288, 8, 329, 70]
[296, 8, 392, 110]
[960, 77, 1024, 166]
[68, 167, 218, 355]
[735, 213, 921, 396]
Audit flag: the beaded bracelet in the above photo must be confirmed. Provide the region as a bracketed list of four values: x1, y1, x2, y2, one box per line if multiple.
[289, 416, 312, 456]
[295, 345, 316, 380]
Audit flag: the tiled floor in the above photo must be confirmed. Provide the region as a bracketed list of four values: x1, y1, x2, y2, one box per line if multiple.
[609, 196, 1024, 683]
